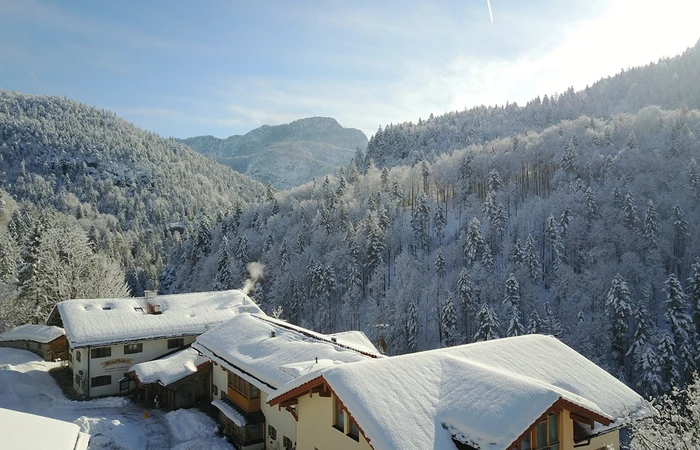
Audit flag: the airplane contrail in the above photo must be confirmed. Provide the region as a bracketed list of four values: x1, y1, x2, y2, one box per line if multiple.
[487, 0, 493, 23]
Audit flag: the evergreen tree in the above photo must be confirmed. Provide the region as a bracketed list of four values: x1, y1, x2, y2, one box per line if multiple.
[671, 204, 689, 260]
[658, 330, 679, 389]
[214, 235, 234, 290]
[688, 258, 700, 338]
[464, 218, 484, 265]
[622, 191, 638, 230]
[643, 199, 660, 249]
[664, 273, 696, 381]
[543, 302, 562, 338]
[544, 215, 563, 277]
[503, 273, 520, 310]
[523, 234, 541, 281]
[441, 295, 457, 347]
[406, 300, 418, 353]
[365, 212, 385, 278]
[689, 157, 700, 197]
[560, 137, 578, 173]
[559, 208, 571, 237]
[433, 204, 446, 245]
[193, 214, 212, 262]
[487, 169, 502, 192]
[507, 304, 525, 337]
[474, 304, 500, 342]
[527, 310, 542, 334]
[435, 248, 446, 280]
[457, 267, 477, 342]
[584, 187, 598, 222]
[626, 130, 637, 150]
[411, 192, 430, 254]
[606, 274, 633, 370]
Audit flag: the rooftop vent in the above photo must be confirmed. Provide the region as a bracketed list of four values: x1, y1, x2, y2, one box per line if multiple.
[270, 331, 276, 338]
[144, 290, 157, 298]
[102, 306, 112, 311]
[153, 304, 162, 314]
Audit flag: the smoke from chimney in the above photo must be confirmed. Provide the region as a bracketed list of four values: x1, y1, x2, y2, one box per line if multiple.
[242, 262, 264, 295]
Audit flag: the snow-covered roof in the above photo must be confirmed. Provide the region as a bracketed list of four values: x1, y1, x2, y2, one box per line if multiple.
[0, 324, 65, 344]
[326, 330, 379, 354]
[193, 314, 381, 392]
[56, 290, 262, 348]
[270, 335, 647, 450]
[130, 347, 209, 386]
[211, 399, 247, 427]
[0, 407, 90, 450]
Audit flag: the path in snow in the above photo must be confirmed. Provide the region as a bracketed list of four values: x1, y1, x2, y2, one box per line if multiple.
[0, 348, 232, 450]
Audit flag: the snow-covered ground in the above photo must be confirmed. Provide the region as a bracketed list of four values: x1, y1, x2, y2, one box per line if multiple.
[0, 347, 232, 450]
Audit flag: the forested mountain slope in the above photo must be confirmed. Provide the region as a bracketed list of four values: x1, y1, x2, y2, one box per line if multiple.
[0, 91, 265, 326]
[181, 117, 368, 189]
[166, 105, 700, 398]
[366, 39, 700, 167]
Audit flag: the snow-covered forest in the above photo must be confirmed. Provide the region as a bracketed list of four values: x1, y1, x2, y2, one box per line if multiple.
[0, 90, 265, 325]
[164, 105, 700, 399]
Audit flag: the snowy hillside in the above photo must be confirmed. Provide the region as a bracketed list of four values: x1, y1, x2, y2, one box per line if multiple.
[181, 117, 368, 189]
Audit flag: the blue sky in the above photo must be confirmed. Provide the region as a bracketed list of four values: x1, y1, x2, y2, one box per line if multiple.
[1, 0, 699, 139]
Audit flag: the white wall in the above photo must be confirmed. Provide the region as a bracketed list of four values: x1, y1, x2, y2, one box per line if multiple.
[261, 391, 296, 450]
[71, 335, 196, 397]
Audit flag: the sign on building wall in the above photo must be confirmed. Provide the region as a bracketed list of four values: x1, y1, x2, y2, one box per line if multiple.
[101, 358, 133, 374]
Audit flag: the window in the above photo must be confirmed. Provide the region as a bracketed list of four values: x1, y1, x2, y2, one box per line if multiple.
[517, 413, 559, 450]
[333, 395, 345, 432]
[124, 343, 143, 354]
[91, 375, 112, 387]
[228, 372, 260, 399]
[348, 417, 360, 441]
[247, 423, 263, 440]
[168, 338, 184, 349]
[75, 350, 81, 363]
[268, 425, 277, 440]
[283, 436, 293, 449]
[91, 347, 111, 358]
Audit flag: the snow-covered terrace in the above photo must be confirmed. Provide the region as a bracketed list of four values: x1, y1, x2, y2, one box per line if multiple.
[54, 289, 262, 348]
[269, 334, 647, 450]
[0, 407, 90, 450]
[0, 324, 65, 344]
[193, 313, 382, 392]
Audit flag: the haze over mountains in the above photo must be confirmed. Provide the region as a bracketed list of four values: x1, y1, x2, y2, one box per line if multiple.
[181, 117, 367, 189]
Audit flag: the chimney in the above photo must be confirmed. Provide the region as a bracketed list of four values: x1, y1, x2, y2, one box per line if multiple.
[144, 290, 157, 299]
[270, 331, 276, 338]
[152, 304, 162, 314]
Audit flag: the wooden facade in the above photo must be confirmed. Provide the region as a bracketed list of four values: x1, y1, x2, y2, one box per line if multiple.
[0, 334, 68, 362]
[132, 361, 212, 410]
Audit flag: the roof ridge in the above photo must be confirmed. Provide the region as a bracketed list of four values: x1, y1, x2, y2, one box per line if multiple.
[252, 315, 381, 359]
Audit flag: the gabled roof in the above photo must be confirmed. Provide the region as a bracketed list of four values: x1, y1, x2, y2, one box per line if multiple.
[193, 314, 381, 392]
[0, 324, 65, 344]
[0, 407, 90, 450]
[130, 347, 209, 386]
[269, 335, 647, 450]
[55, 290, 261, 348]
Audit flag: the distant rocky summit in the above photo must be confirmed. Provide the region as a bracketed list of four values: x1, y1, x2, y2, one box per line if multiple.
[181, 117, 368, 189]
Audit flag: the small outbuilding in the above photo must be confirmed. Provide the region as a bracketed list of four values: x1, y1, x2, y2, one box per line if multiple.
[130, 347, 212, 410]
[0, 324, 68, 361]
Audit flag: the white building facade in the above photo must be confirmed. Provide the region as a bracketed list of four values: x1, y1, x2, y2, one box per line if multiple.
[47, 289, 261, 398]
